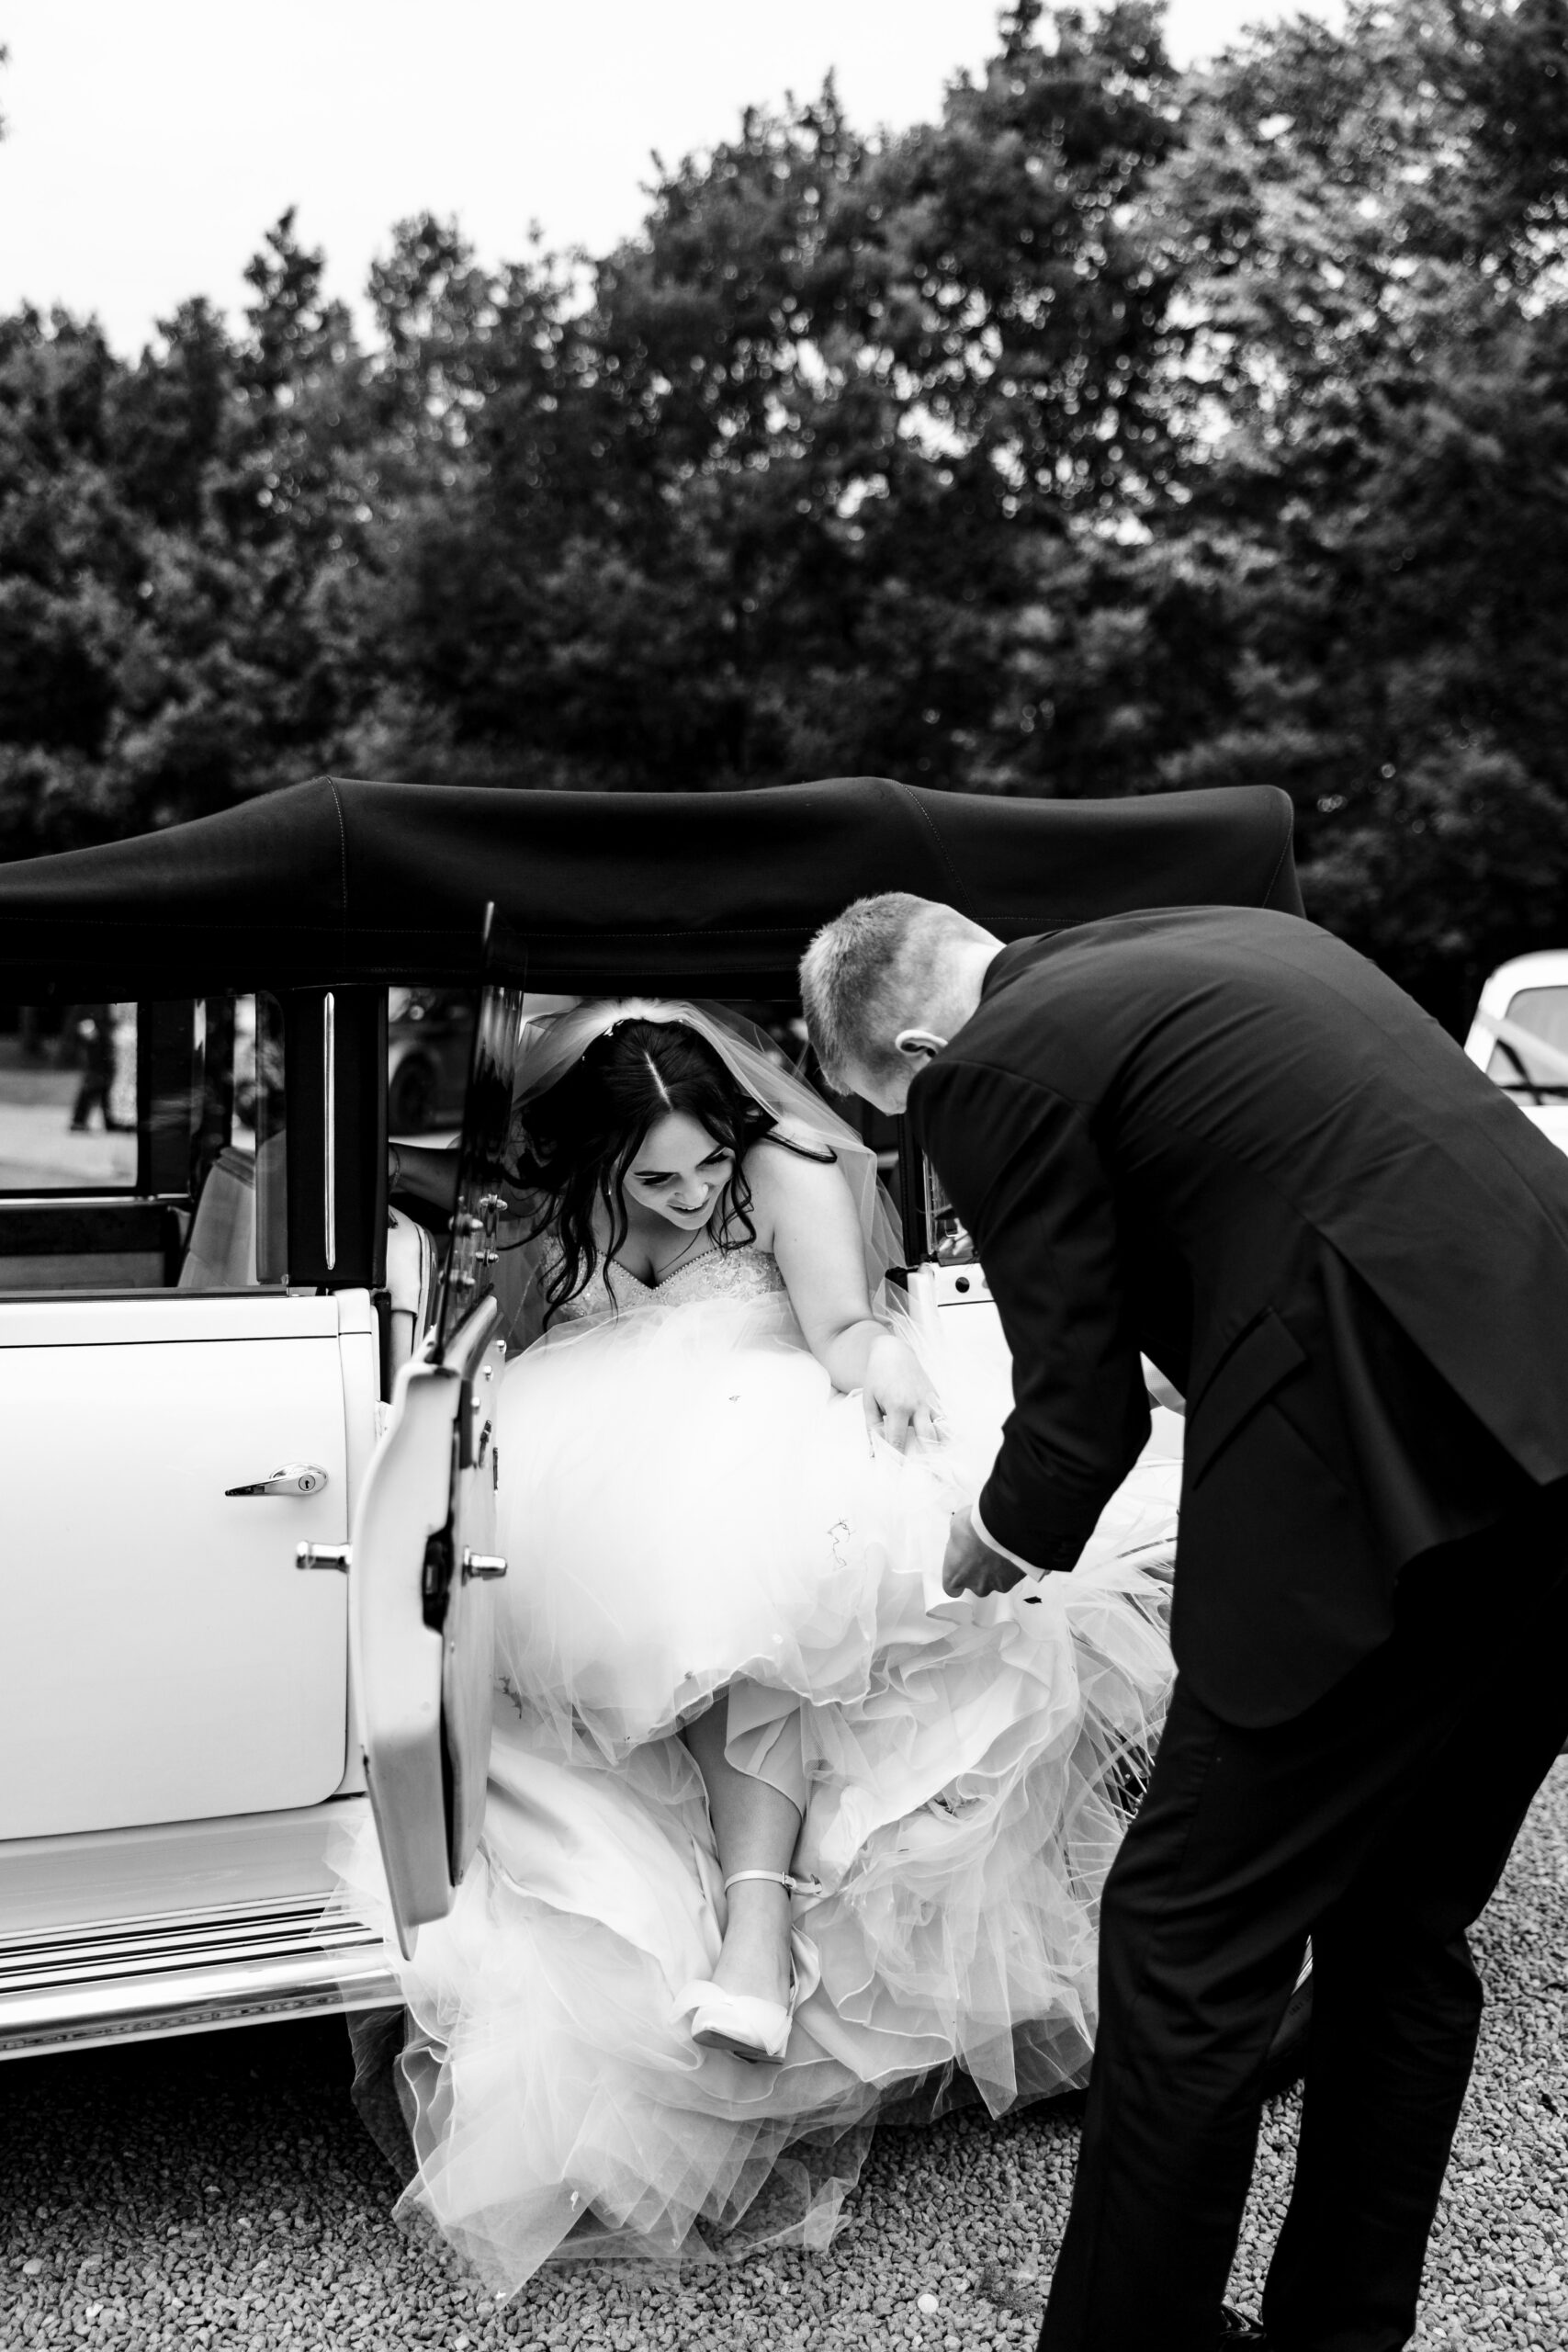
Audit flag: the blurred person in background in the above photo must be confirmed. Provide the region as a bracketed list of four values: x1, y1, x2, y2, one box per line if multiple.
[64, 1003, 120, 1132]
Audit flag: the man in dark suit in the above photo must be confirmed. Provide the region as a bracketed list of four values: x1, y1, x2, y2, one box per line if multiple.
[800, 894, 1568, 2352]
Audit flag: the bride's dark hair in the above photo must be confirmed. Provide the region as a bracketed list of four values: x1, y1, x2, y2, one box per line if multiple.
[513, 1018, 829, 1321]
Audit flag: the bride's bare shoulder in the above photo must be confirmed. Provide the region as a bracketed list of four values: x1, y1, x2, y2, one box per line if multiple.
[740, 1125, 847, 1220]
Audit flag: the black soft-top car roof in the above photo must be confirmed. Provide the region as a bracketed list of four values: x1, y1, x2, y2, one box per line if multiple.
[0, 774, 1303, 998]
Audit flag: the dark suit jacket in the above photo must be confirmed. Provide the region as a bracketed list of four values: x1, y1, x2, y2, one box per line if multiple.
[913, 908, 1568, 1726]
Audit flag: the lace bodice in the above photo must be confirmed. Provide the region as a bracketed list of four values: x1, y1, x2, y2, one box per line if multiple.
[550, 1241, 788, 1325]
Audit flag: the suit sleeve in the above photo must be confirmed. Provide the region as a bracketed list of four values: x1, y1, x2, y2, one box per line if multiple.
[914, 1055, 1150, 1572]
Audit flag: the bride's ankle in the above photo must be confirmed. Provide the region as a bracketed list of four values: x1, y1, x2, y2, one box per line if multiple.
[723, 1876, 792, 1926]
[714, 1885, 793, 1998]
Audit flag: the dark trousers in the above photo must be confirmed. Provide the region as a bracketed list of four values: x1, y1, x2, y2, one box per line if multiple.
[70, 1070, 111, 1129]
[1040, 1498, 1568, 2352]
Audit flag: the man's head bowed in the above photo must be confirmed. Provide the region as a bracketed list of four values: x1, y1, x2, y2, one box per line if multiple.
[800, 894, 999, 1112]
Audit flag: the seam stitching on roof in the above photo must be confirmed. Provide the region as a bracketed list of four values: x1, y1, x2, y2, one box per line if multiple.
[889, 783, 971, 912]
[324, 777, 349, 926]
[1261, 800, 1295, 909]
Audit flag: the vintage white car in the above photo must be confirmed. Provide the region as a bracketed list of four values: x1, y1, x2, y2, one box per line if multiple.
[0, 773, 1303, 2060]
[1463, 950, 1568, 1155]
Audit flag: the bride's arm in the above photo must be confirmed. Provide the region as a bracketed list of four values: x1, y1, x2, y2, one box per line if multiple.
[387, 1140, 459, 1212]
[387, 1145, 537, 1227]
[750, 1145, 937, 1450]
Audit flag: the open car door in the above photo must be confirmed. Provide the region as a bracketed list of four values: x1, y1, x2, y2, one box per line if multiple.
[342, 954, 526, 1958]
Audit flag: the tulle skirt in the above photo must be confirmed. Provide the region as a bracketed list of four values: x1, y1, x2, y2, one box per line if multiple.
[336, 1287, 1177, 2295]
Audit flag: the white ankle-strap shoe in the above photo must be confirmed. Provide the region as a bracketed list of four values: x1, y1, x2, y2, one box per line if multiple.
[673, 1871, 824, 2065]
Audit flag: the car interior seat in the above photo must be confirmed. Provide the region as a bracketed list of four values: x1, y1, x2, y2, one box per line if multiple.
[385, 1206, 437, 1382]
[178, 1147, 257, 1289]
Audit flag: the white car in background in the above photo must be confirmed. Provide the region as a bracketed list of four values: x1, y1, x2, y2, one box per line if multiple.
[1463, 952, 1568, 1152]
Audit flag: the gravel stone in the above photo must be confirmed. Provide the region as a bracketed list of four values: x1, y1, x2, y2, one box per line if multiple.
[2, 1761, 1562, 2349]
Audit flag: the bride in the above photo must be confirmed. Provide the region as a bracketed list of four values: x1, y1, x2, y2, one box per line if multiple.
[344, 1000, 1177, 2295]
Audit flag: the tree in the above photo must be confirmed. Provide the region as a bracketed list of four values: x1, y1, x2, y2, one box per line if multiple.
[5, 2, 1568, 1033]
[348, 4, 1184, 793]
[1130, 0, 1568, 1015]
[0, 209, 389, 851]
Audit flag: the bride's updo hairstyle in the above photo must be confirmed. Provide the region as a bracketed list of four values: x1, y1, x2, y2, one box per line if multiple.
[513, 1017, 829, 1320]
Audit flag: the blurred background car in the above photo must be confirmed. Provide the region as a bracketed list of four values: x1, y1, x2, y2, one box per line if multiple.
[387, 989, 475, 1135]
[1464, 952, 1568, 1157]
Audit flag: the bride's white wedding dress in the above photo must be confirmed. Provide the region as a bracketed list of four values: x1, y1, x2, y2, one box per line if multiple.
[338, 1237, 1177, 2296]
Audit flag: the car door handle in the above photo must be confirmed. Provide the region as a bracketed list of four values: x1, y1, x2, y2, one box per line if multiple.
[298, 1543, 352, 1573]
[226, 1464, 331, 1498]
[462, 1550, 507, 1581]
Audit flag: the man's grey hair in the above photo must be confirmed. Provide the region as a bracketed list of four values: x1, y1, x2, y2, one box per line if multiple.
[800, 893, 985, 1090]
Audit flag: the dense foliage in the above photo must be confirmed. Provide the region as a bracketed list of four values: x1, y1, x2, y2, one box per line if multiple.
[3, 0, 1566, 1023]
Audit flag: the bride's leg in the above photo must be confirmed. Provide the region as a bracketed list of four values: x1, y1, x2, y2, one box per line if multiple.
[682, 1690, 800, 2010]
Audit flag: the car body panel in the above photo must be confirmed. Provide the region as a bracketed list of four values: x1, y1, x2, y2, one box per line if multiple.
[0, 1290, 374, 1841]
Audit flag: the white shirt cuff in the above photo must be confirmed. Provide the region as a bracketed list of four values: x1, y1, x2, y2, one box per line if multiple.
[969, 1500, 1048, 1579]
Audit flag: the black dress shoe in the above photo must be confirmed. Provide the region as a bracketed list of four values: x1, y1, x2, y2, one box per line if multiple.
[1217, 2310, 1269, 2346]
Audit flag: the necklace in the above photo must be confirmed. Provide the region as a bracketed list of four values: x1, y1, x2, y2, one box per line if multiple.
[646, 1220, 714, 1284]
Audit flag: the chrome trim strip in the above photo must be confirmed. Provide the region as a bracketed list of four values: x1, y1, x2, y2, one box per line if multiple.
[0, 1893, 400, 2057]
[0, 1918, 384, 1990]
[323, 989, 337, 1272]
[0, 1947, 400, 2060]
[0, 1194, 192, 1212]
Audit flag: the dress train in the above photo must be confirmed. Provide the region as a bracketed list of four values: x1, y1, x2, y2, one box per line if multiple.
[335, 1251, 1177, 2293]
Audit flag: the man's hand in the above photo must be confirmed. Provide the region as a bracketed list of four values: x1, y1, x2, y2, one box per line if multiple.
[942, 1507, 1030, 1598]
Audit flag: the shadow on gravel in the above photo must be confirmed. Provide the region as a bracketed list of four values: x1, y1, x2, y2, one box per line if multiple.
[0, 2004, 368, 2182]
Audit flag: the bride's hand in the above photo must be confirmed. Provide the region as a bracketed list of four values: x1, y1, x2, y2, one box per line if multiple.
[863, 1333, 941, 1453]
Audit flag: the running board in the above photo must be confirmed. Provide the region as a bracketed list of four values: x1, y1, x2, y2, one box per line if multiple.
[0, 1895, 400, 2059]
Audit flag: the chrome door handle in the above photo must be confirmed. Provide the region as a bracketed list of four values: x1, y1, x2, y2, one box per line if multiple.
[298, 1543, 352, 1573]
[462, 1550, 507, 1581]
[226, 1464, 331, 1498]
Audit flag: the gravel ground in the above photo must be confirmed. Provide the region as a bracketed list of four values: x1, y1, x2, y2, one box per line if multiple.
[2, 1761, 1563, 2351]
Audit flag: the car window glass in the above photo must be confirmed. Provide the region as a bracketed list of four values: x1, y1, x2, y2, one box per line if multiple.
[0, 995, 286, 1294]
[388, 988, 476, 1138]
[1487, 986, 1568, 1096]
[0, 1003, 140, 1193]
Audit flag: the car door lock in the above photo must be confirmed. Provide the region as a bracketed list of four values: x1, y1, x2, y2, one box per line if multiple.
[227, 1464, 331, 1498]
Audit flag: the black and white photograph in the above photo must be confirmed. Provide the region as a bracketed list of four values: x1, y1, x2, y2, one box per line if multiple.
[1, 3, 1565, 2348]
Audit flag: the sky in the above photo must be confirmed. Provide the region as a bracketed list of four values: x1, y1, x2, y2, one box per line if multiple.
[0, 0, 1338, 356]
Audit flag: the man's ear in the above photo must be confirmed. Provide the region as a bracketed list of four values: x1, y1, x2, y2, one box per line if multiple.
[894, 1027, 948, 1064]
